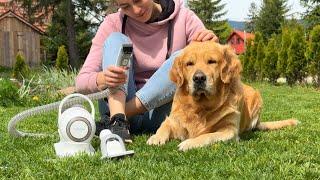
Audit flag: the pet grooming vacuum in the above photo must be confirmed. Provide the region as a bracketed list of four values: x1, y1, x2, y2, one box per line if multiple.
[54, 93, 96, 157]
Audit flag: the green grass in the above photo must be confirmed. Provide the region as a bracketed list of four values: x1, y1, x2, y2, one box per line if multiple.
[1, 83, 320, 179]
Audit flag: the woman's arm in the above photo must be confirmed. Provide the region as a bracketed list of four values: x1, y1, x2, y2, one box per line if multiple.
[75, 15, 118, 93]
[184, 9, 218, 43]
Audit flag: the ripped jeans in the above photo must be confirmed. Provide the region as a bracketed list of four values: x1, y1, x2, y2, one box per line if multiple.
[98, 32, 182, 134]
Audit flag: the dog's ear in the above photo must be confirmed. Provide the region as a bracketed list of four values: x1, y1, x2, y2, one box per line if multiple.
[170, 55, 184, 87]
[220, 45, 242, 84]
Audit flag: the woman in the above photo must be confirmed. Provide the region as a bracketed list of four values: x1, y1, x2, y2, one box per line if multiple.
[75, 0, 218, 142]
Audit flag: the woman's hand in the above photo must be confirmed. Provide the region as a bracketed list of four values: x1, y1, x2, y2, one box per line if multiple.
[96, 66, 128, 90]
[192, 29, 219, 42]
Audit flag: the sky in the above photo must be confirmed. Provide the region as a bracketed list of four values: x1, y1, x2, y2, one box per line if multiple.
[221, 0, 307, 21]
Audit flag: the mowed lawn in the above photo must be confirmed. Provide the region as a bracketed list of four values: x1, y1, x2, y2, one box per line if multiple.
[0, 83, 319, 179]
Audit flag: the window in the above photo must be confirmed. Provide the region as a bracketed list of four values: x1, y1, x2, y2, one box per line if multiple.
[237, 38, 241, 44]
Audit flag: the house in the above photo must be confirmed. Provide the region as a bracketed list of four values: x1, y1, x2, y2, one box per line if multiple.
[227, 30, 255, 55]
[0, 10, 44, 67]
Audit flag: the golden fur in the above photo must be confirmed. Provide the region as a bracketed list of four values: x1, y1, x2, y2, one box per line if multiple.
[147, 41, 299, 151]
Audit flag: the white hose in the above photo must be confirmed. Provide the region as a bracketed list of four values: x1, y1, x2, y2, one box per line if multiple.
[8, 89, 112, 137]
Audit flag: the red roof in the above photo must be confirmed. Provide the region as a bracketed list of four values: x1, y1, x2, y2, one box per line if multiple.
[227, 30, 255, 42]
[0, 10, 44, 34]
[0, 1, 51, 31]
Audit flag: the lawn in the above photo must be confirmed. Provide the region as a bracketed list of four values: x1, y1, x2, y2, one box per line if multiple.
[0, 82, 320, 179]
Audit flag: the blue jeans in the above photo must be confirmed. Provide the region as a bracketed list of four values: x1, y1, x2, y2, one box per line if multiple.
[98, 32, 181, 134]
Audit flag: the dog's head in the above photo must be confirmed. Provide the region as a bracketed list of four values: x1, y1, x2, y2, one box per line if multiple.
[170, 41, 242, 98]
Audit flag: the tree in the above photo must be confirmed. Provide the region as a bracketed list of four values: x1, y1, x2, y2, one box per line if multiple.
[277, 27, 291, 77]
[247, 32, 264, 81]
[255, 0, 289, 39]
[300, 0, 320, 30]
[255, 39, 265, 81]
[189, 0, 229, 42]
[55, 45, 69, 70]
[263, 34, 280, 84]
[245, 2, 259, 32]
[286, 27, 307, 86]
[13, 52, 29, 80]
[307, 25, 320, 87]
[253, 32, 265, 81]
[15, 0, 111, 68]
[241, 39, 253, 80]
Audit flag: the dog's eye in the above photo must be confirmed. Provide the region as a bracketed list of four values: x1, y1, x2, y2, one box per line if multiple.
[208, 59, 217, 64]
[186, 61, 194, 66]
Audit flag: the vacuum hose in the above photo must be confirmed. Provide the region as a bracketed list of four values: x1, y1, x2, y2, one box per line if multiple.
[8, 89, 112, 137]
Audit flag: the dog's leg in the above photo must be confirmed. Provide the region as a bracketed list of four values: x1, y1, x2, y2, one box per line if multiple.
[178, 126, 238, 151]
[147, 117, 174, 145]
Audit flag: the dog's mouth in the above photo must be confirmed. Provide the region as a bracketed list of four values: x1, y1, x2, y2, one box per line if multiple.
[192, 86, 210, 97]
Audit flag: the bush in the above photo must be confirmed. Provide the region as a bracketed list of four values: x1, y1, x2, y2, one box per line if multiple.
[0, 79, 22, 107]
[263, 34, 280, 84]
[307, 25, 320, 87]
[277, 28, 291, 77]
[286, 27, 307, 86]
[55, 45, 69, 70]
[12, 52, 30, 80]
[254, 38, 265, 81]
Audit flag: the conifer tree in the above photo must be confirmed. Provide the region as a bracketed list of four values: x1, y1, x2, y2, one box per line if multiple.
[306, 25, 320, 87]
[300, 0, 320, 30]
[255, 0, 288, 39]
[253, 32, 264, 81]
[189, 0, 230, 42]
[263, 34, 280, 84]
[55, 45, 69, 70]
[242, 39, 253, 80]
[277, 27, 291, 77]
[286, 27, 307, 86]
[13, 52, 29, 80]
[255, 39, 265, 81]
[247, 32, 263, 81]
[245, 2, 259, 32]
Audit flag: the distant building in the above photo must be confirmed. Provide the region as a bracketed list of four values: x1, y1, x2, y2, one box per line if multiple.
[0, 10, 44, 67]
[0, 0, 52, 31]
[0, 0, 52, 67]
[227, 30, 255, 55]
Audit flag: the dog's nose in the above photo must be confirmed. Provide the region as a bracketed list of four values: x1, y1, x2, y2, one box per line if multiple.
[193, 70, 206, 84]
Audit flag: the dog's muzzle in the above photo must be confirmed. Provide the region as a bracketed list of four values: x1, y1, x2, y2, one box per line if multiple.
[193, 70, 207, 92]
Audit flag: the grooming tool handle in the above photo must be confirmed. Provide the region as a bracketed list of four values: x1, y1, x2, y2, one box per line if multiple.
[58, 93, 95, 119]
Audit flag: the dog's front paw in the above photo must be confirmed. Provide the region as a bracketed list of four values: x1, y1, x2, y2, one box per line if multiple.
[147, 134, 168, 146]
[178, 139, 202, 151]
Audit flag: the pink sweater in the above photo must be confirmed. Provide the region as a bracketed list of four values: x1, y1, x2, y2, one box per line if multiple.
[76, 0, 205, 93]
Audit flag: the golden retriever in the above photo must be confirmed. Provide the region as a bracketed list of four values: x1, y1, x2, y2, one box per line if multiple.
[147, 41, 299, 151]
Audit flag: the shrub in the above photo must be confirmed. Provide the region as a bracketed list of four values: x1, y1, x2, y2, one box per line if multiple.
[254, 38, 265, 81]
[242, 39, 253, 80]
[0, 79, 22, 107]
[55, 45, 69, 70]
[307, 25, 320, 87]
[277, 28, 291, 77]
[263, 34, 280, 84]
[12, 52, 30, 80]
[286, 27, 307, 86]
